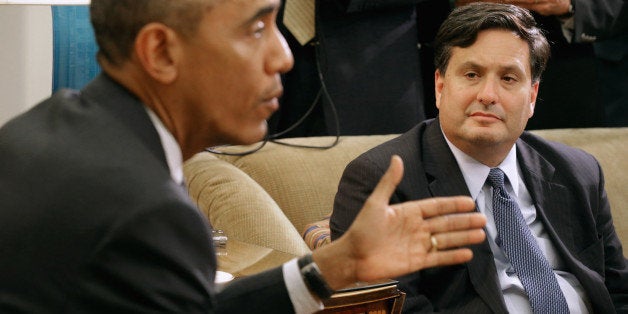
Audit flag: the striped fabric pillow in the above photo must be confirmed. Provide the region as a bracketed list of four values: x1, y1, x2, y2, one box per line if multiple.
[301, 215, 331, 250]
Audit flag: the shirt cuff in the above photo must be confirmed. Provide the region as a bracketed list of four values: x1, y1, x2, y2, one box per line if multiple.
[283, 258, 324, 314]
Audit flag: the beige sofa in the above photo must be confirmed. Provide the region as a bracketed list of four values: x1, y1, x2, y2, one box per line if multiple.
[184, 128, 628, 258]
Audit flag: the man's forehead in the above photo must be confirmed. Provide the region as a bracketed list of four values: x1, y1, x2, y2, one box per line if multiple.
[223, 0, 281, 5]
[212, 0, 281, 13]
[450, 31, 530, 69]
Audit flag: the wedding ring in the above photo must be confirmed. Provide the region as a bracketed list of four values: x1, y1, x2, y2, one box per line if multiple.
[430, 235, 439, 253]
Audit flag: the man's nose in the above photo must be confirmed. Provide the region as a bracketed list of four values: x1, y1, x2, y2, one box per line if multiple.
[266, 27, 294, 75]
[477, 78, 499, 106]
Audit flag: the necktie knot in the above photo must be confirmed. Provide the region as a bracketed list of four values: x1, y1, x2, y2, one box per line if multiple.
[487, 168, 506, 190]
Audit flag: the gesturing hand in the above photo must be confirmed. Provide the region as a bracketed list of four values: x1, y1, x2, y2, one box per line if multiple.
[313, 156, 486, 290]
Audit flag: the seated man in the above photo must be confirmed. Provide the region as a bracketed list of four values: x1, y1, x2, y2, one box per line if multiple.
[331, 3, 628, 313]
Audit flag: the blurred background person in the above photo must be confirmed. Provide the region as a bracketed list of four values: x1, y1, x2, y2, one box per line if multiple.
[269, 0, 450, 138]
[594, 4, 628, 127]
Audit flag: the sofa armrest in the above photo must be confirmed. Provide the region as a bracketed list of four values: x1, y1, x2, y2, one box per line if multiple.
[184, 153, 311, 256]
[302, 214, 332, 250]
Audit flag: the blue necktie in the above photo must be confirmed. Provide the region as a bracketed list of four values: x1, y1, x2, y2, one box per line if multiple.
[487, 168, 569, 314]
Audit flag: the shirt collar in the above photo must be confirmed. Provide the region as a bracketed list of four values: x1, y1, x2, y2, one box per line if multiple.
[144, 107, 184, 185]
[442, 130, 519, 200]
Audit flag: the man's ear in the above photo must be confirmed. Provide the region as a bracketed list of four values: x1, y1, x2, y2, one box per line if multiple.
[133, 23, 179, 84]
[434, 69, 444, 109]
[528, 81, 540, 118]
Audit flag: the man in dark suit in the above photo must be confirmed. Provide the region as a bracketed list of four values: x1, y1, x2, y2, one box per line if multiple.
[331, 3, 628, 313]
[594, 2, 628, 127]
[0, 0, 488, 312]
[269, 0, 450, 137]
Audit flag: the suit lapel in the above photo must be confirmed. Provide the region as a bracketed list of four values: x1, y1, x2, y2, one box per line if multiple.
[422, 121, 469, 197]
[516, 139, 576, 255]
[421, 121, 507, 313]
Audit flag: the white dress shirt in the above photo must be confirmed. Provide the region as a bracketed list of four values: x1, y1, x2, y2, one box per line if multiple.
[443, 134, 591, 313]
[145, 108, 323, 313]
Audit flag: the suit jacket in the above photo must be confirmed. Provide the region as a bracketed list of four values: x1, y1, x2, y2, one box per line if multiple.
[593, 2, 628, 127]
[331, 119, 628, 313]
[0, 74, 292, 313]
[571, 0, 625, 45]
[270, 0, 450, 137]
[592, 0, 628, 64]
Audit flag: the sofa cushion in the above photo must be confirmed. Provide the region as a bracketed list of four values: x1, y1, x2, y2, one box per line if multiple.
[215, 135, 397, 236]
[185, 153, 311, 256]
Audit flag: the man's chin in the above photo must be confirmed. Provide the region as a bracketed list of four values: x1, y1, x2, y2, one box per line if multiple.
[464, 127, 505, 146]
[234, 125, 268, 146]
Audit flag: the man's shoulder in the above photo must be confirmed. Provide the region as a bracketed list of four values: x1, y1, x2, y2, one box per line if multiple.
[356, 120, 432, 161]
[344, 127, 421, 178]
[518, 130, 601, 176]
[519, 130, 595, 160]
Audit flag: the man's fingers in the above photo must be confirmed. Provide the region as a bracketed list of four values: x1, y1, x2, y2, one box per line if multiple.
[367, 155, 404, 205]
[421, 229, 486, 269]
[429, 229, 486, 250]
[402, 196, 476, 218]
[423, 248, 475, 269]
[426, 212, 487, 233]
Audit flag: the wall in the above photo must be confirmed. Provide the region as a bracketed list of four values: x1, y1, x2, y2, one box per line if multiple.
[0, 5, 53, 126]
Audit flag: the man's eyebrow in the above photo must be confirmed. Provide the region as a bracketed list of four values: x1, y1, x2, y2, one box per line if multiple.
[459, 61, 524, 74]
[458, 61, 483, 70]
[241, 4, 278, 26]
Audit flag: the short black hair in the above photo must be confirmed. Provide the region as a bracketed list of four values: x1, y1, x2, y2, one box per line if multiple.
[90, 0, 212, 66]
[434, 3, 550, 82]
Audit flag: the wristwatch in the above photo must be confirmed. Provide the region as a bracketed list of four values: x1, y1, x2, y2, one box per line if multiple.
[298, 254, 334, 300]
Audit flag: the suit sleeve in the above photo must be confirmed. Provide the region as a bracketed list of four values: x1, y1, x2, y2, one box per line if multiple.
[68, 201, 216, 313]
[69, 199, 295, 313]
[215, 268, 294, 313]
[330, 155, 388, 241]
[572, 0, 625, 42]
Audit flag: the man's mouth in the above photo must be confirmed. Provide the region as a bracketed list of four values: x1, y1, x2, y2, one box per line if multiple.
[470, 111, 501, 121]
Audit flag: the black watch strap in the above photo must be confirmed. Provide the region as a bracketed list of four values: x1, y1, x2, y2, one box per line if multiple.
[298, 254, 334, 299]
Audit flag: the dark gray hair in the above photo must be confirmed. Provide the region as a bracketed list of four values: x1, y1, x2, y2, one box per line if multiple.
[434, 3, 550, 82]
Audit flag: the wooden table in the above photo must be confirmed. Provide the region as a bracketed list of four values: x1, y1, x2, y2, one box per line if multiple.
[216, 239, 296, 278]
[216, 239, 405, 313]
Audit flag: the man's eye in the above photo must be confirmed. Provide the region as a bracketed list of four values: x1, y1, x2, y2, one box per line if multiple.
[253, 21, 266, 38]
[465, 72, 478, 79]
[503, 76, 517, 82]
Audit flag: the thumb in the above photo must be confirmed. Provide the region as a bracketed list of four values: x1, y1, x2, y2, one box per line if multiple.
[368, 155, 404, 205]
